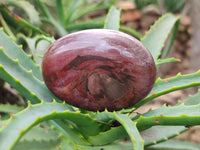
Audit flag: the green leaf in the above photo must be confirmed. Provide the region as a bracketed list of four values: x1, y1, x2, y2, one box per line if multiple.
[56, 0, 65, 26]
[89, 111, 144, 149]
[135, 70, 200, 108]
[0, 47, 59, 103]
[80, 142, 132, 150]
[149, 140, 200, 150]
[180, 89, 200, 106]
[36, 0, 67, 36]
[141, 13, 180, 61]
[141, 126, 186, 146]
[13, 138, 62, 150]
[0, 13, 16, 40]
[136, 103, 200, 131]
[120, 25, 143, 39]
[0, 101, 100, 149]
[20, 125, 58, 141]
[141, 89, 200, 147]
[113, 113, 144, 150]
[69, 2, 108, 23]
[4, 0, 40, 26]
[0, 104, 24, 114]
[64, 0, 83, 24]
[104, 6, 121, 30]
[17, 34, 53, 65]
[88, 126, 127, 146]
[0, 28, 42, 80]
[156, 57, 180, 67]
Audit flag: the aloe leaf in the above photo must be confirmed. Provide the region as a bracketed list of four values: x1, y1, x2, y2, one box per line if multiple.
[0, 120, 8, 128]
[0, 101, 101, 149]
[0, 28, 42, 80]
[20, 125, 58, 141]
[3, 0, 40, 26]
[141, 13, 180, 61]
[0, 104, 24, 114]
[135, 103, 200, 131]
[66, 21, 142, 39]
[104, 6, 121, 30]
[88, 126, 127, 145]
[141, 89, 200, 147]
[156, 57, 180, 67]
[113, 113, 144, 150]
[58, 139, 75, 150]
[17, 34, 52, 65]
[0, 47, 59, 103]
[0, 13, 16, 40]
[135, 70, 200, 108]
[69, 2, 107, 23]
[180, 89, 200, 106]
[48, 119, 89, 146]
[56, 0, 65, 26]
[36, 0, 67, 36]
[141, 126, 186, 146]
[161, 19, 180, 59]
[120, 26, 143, 39]
[66, 21, 104, 31]
[89, 111, 144, 149]
[13, 139, 62, 150]
[149, 140, 200, 150]
[80, 142, 132, 150]
[64, 0, 83, 24]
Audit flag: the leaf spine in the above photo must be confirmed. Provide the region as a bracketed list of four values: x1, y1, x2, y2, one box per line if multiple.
[27, 101, 32, 107]
[31, 92, 36, 97]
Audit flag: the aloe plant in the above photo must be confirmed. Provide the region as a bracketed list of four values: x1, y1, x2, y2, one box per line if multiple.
[0, 2, 200, 150]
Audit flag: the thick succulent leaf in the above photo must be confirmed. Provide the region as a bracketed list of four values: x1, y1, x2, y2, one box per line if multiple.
[90, 111, 144, 150]
[141, 126, 186, 146]
[64, 0, 83, 24]
[149, 140, 200, 150]
[88, 126, 127, 146]
[0, 28, 42, 80]
[156, 57, 180, 67]
[56, 0, 65, 26]
[80, 142, 132, 150]
[0, 120, 8, 129]
[180, 89, 200, 106]
[35, 0, 67, 36]
[13, 139, 62, 150]
[69, 2, 109, 23]
[48, 119, 89, 146]
[18, 34, 53, 65]
[104, 6, 121, 30]
[0, 104, 24, 114]
[66, 20, 142, 39]
[0, 12, 16, 40]
[0, 102, 100, 150]
[135, 70, 200, 108]
[3, 0, 40, 26]
[120, 26, 143, 39]
[0, 47, 59, 103]
[135, 103, 200, 131]
[20, 125, 58, 141]
[114, 113, 144, 150]
[58, 139, 75, 150]
[141, 13, 180, 61]
[140, 89, 200, 147]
